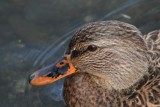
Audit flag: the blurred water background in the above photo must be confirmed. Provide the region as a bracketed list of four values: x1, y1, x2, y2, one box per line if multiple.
[0, 0, 160, 107]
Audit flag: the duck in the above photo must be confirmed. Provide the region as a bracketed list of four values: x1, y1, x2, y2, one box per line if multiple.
[29, 20, 160, 107]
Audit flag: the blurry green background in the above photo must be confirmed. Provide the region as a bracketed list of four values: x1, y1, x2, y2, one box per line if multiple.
[0, 0, 160, 107]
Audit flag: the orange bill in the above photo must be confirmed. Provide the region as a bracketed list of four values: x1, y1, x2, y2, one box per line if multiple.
[29, 55, 80, 86]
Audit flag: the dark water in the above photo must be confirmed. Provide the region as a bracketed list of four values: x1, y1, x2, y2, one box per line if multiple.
[1, 0, 160, 107]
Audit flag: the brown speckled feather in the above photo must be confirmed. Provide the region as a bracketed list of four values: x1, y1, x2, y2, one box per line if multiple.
[122, 68, 160, 107]
[64, 69, 160, 107]
[145, 30, 160, 69]
[64, 73, 121, 107]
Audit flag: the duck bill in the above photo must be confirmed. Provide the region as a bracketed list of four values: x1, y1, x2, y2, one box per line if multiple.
[29, 55, 80, 86]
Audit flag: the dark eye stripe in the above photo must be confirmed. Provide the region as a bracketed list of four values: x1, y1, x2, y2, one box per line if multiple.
[70, 45, 98, 59]
[71, 50, 79, 58]
[71, 49, 88, 59]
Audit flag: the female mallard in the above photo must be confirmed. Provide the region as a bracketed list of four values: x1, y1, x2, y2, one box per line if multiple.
[29, 21, 160, 107]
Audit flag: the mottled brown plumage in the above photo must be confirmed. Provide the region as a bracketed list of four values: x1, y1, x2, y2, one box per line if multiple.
[63, 21, 160, 107]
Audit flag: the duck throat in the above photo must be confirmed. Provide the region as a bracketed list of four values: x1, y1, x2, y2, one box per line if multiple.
[63, 73, 120, 107]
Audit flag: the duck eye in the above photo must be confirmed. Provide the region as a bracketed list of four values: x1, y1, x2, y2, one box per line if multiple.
[87, 45, 97, 52]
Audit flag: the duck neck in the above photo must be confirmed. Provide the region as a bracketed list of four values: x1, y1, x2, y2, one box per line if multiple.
[64, 73, 121, 106]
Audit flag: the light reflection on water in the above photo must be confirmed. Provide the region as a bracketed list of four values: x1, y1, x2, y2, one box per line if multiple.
[1, 0, 160, 107]
[45, 79, 65, 102]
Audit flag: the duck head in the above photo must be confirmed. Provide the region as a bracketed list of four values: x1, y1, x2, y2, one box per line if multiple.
[29, 21, 149, 90]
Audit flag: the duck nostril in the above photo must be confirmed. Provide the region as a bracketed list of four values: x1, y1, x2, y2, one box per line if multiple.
[29, 74, 35, 83]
